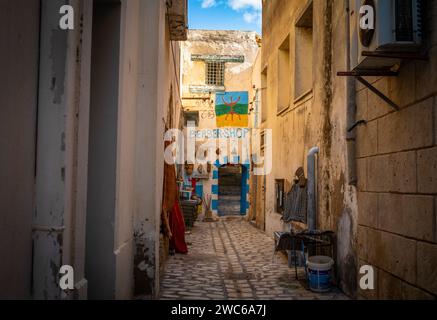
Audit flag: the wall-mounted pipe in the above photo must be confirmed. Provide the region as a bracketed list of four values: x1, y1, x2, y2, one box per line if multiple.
[307, 147, 319, 231]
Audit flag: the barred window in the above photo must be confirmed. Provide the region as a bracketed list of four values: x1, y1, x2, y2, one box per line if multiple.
[205, 61, 225, 86]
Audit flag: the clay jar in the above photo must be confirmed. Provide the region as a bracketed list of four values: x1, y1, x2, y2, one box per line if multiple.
[185, 163, 194, 176]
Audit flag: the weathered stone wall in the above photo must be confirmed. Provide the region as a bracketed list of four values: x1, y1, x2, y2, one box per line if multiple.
[261, 0, 437, 299]
[356, 1, 437, 300]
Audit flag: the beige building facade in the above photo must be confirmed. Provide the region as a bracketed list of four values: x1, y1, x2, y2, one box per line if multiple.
[248, 50, 265, 229]
[256, 0, 437, 299]
[180, 30, 260, 217]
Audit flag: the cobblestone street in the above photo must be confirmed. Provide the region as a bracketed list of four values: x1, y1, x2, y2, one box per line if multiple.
[160, 219, 348, 300]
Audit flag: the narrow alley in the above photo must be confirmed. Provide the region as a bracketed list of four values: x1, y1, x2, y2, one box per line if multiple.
[1, 0, 437, 303]
[160, 219, 346, 300]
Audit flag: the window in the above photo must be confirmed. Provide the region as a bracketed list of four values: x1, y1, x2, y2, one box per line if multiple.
[205, 61, 225, 86]
[275, 179, 285, 214]
[184, 111, 199, 127]
[277, 36, 290, 113]
[261, 67, 268, 122]
[260, 130, 266, 157]
[294, 1, 313, 100]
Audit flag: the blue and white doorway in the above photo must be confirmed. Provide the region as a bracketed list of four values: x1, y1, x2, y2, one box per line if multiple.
[212, 164, 249, 217]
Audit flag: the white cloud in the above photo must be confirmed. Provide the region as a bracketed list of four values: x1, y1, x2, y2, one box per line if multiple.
[228, 0, 262, 11]
[201, 0, 217, 8]
[243, 12, 259, 24]
[199, 0, 262, 28]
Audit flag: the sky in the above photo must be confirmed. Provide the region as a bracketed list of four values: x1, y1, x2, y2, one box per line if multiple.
[188, 0, 262, 34]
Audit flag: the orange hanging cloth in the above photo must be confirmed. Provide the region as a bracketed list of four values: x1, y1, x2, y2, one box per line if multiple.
[162, 142, 178, 213]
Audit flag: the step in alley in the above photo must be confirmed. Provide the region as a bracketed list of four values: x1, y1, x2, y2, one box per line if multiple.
[160, 219, 348, 300]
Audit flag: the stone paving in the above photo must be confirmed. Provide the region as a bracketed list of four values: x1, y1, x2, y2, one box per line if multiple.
[159, 218, 348, 300]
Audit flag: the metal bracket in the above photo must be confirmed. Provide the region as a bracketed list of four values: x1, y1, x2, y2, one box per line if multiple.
[337, 71, 400, 111]
[356, 76, 399, 111]
[337, 70, 398, 77]
[337, 48, 428, 111]
[361, 51, 428, 61]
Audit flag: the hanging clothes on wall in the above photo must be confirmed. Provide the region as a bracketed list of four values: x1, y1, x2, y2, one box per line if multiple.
[169, 198, 188, 254]
[162, 140, 188, 254]
[163, 142, 178, 212]
[283, 167, 308, 224]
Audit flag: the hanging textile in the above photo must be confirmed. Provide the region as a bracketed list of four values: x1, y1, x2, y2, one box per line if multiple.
[162, 139, 188, 254]
[162, 141, 178, 213]
[283, 168, 308, 224]
[283, 183, 307, 223]
[169, 199, 188, 254]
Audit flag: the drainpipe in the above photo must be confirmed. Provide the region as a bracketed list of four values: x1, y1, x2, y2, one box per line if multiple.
[307, 147, 319, 231]
[345, 0, 357, 185]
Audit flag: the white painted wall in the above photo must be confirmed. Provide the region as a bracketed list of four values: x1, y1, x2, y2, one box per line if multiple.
[0, 0, 184, 300]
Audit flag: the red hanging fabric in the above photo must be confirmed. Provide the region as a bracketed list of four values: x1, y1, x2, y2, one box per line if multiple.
[191, 177, 197, 191]
[169, 198, 188, 254]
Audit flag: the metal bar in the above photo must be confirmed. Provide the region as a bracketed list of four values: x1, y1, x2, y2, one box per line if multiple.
[182, 97, 210, 100]
[356, 76, 400, 111]
[191, 54, 245, 63]
[362, 50, 428, 61]
[337, 70, 398, 77]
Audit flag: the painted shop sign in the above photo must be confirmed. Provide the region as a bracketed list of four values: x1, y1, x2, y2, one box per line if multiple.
[215, 91, 249, 128]
[190, 128, 251, 139]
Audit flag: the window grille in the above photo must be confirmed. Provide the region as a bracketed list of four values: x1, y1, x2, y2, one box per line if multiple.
[205, 61, 225, 86]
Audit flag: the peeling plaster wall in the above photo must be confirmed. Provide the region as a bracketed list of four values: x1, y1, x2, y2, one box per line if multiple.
[1, 0, 182, 300]
[31, 0, 94, 300]
[33, 0, 71, 300]
[248, 51, 265, 228]
[261, 0, 358, 297]
[328, 1, 358, 297]
[133, 0, 183, 298]
[133, 0, 162, 298]
[181, 30, 259, 96]
[113, 0, 140, 300]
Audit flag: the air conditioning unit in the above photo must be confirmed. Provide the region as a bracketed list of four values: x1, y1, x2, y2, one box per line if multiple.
[350, 0, 423, 71]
